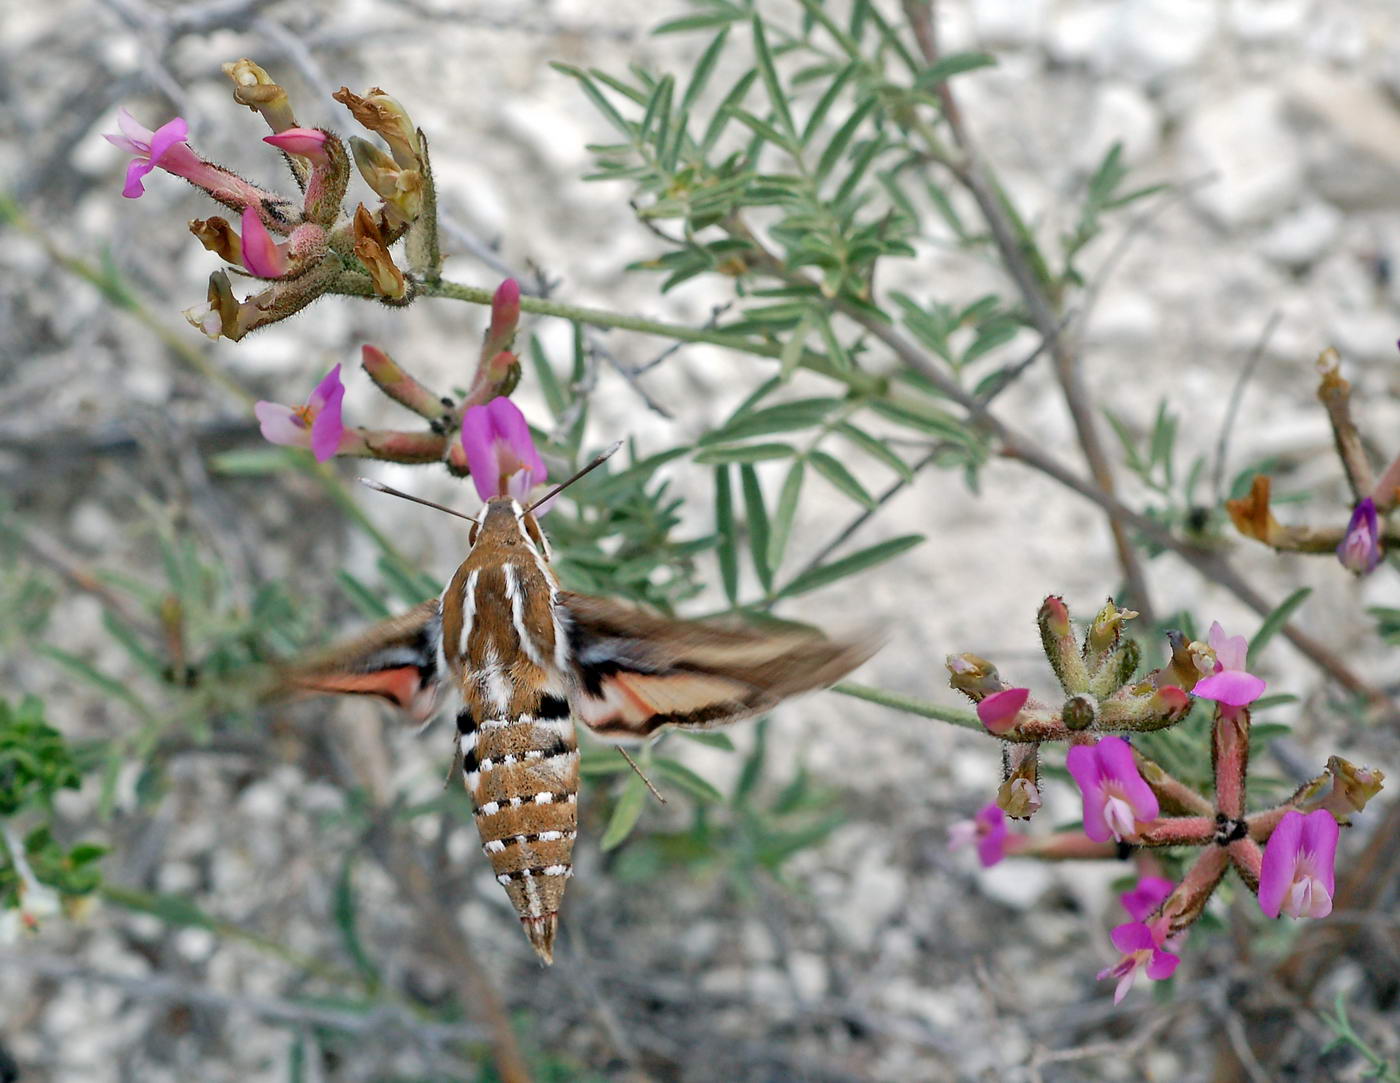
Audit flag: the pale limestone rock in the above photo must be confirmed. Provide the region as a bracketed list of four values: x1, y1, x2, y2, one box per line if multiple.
[1073, 82, 1162, 170]
[1259, 200, 1343, 267]
[1179, 85, 1304, 228]
[1289, 67, 1400, 209]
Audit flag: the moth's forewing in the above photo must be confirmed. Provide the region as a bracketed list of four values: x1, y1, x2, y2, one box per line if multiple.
[558, 591, 877, 738]
[273, 598, 444, 722]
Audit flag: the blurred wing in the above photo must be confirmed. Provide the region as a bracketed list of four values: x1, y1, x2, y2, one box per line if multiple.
[273, 599, 443, 722]
[558, 591, 877, 739]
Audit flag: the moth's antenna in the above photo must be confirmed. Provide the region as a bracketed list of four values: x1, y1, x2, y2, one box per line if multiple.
[526, 440, 625, 512]
[357, 477, 480, 524]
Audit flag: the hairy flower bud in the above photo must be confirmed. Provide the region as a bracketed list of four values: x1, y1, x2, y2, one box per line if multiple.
[946, 653, 1005, 701]
[1062, 694, 1097, 731]
[1038, 595, 1090, 694]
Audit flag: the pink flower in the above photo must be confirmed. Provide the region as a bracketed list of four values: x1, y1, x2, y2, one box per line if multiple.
[239, 206, 289, 278]
[1120, 875, 1174, 921]
[102, 108, 198, 198]
[976, 687, 1029, 735]
[1337, 498, 1383, 575]
[947, 803, 1010, 867]
[263, 127, 330, 163]
[254, 365, 347, 462]
[1191, 622, 1267, 708]
[1097, 918, 1180, 1004]
[1259, 809, 1338, 919]
[461, 397, 548, 505]
[1065, 736, 1159, 843]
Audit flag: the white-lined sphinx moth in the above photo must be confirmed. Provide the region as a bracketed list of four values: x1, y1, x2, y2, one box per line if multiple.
[280, 493, 875, 963]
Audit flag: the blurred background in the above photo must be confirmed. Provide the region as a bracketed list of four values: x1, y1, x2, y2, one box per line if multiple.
[2, 1, 1399, 1080]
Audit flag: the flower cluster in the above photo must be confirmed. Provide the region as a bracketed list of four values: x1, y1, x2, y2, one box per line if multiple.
[248, 276, 538, 496]
[105, 60, 439, 341]
[945, 595, 1384, 1002]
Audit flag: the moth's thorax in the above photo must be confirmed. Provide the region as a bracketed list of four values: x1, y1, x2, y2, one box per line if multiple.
[440, 497, 566, 697]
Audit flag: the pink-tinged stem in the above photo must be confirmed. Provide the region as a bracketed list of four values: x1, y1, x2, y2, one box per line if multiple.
[1136, 816, 1216, 847]
[361, 346, 449, 420]
[1013, 832, 1121, 861]
[1135, 751, 1215, 817]
[1245, 805, 1293, 842]
[338, 428, 449, 463]
[1212, 705, 1251, 820]
[1228, 837, 1264, 893]
[1161, 846, 1231, 934]
[1002, 714, 1071, 743]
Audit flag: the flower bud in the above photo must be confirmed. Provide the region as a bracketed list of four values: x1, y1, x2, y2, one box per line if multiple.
[334, 86, 421, 169]
[1292, 756, 1385, 824]
[1097, 682, 1191, 731]
[352, 204, 409, 302]
[997, 744, 1040, 820]
[946, 653, 1005, 700]
[348, 136, 424, 228]
[263, 127, 331, 164]
[482, 278, 522, 363]
[1062, 694, 1097, 731]
[361, 345, 447, 421]
[223, 58, 299, 133]
[1037, 595, 1090, 693]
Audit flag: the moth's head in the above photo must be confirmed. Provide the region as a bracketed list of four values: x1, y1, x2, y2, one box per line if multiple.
[470, 496, 551, 559]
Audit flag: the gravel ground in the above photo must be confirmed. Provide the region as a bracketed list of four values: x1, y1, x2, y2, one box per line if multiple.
[2, 1, 1399, 1080]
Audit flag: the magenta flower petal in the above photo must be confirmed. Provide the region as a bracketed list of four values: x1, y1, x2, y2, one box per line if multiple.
[1206, 622, 1247, 671]
[263, 128, 329, 159]
[104, 109, 190, 198]
[1300, 810, 1339, 897]
[461, 398, 547, 504]
[1066, 743, 1111, 842]
[1145, 949, 1180, 981]
[977, 687, 1030, 735]
[1066, 737, 1156, 843]
[147, 116, 190, 167]
[254, 401, 310, 448]
[1192, 670, 1268, 707]
[1337, 498, 1383, 574]
[1259, 809, 1339, 919]
[307, 365, 346, 462]
[105, 107, 151, 153]
[254, 365, 346, 461]
[974, 804, 1008, 867]
[1095, 736, 1159, 821]
[1121, 876, 1174, 921]
[1109, 921, 1154, 954]
[121, 158, 155, 198]
[1192, 621, 1266, 707]
[307, 364, 344, 412]
[240, 206, 287, 278]
[461, 404, 503, 503]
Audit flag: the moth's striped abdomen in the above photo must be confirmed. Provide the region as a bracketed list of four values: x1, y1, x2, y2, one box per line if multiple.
[459, 702, 578, 962]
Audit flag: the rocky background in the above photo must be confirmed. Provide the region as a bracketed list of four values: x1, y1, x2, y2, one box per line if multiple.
[2, 1, 1399, 1080]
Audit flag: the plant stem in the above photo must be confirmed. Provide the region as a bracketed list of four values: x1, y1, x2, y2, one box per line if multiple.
[404, 278, 883, 392]
[833, 681, 981, 730]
